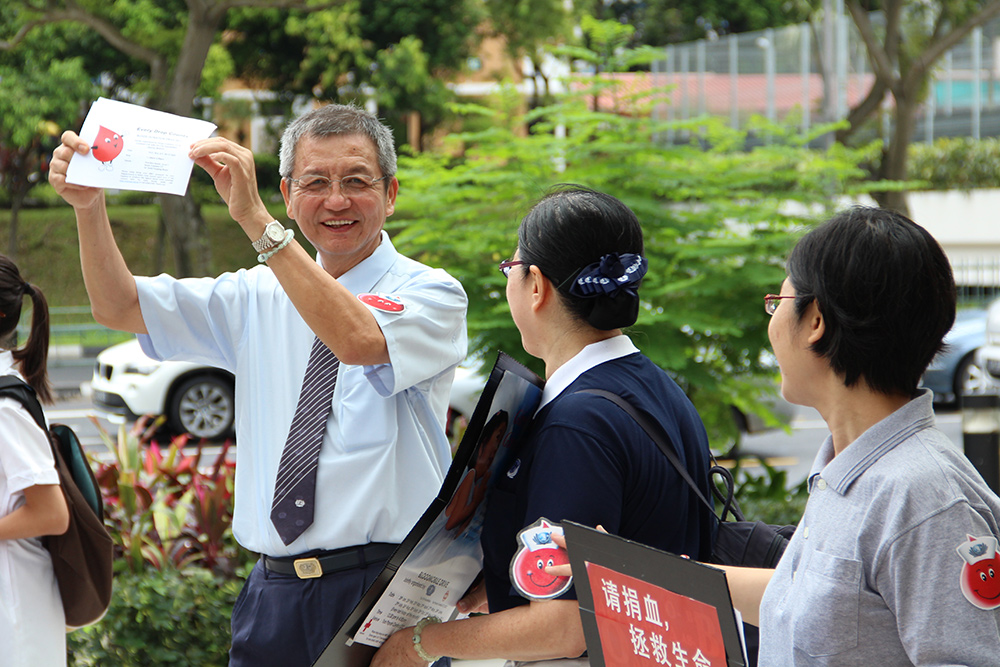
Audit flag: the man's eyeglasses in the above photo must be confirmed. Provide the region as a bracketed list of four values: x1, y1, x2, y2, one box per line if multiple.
[498, 259, 526, 278]
[286, 174, 387, 198]
[764, 294, 796, 315]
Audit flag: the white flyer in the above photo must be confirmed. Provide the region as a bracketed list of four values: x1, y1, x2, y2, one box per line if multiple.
[65, 97, 217, 196]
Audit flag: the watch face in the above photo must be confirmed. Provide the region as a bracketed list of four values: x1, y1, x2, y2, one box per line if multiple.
[266, 223, 285, 243]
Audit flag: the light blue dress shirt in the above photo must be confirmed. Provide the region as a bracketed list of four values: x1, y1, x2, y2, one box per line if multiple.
[134, 232, 468, 557]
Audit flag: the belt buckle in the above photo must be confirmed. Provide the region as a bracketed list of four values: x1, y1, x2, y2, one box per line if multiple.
[293, 557, 323, 579]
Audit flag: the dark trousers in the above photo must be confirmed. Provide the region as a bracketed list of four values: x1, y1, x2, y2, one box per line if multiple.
[229, 558, 450, 667]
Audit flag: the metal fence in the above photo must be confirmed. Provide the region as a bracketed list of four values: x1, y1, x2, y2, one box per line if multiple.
[650, 9, 1000, 142]
[16, 306, 130, 362]
[955, 259, 1000, 306]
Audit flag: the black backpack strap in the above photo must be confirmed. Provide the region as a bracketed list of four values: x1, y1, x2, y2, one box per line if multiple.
[0, 375, 47, 432]
[576, 388, 717, 515]
[574, 388, 725, 560]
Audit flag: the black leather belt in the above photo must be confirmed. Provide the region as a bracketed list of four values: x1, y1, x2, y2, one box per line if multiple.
[261, 543, 397, 579]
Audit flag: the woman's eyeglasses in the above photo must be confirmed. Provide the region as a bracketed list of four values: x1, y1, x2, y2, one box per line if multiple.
[498, 259, 526, 278]
[764, 294, 796, 315]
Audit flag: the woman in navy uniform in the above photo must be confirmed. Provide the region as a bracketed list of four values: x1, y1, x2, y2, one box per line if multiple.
[372, 186, 713, 666]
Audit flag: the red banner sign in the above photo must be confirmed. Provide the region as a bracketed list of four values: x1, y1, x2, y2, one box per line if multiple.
[584, 562, 727, 667]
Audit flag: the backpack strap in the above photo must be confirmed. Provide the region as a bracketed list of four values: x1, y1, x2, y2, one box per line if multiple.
[0, 374, 47, 432]
[575, 388, 717, 513]
[573, 388, 720, 560]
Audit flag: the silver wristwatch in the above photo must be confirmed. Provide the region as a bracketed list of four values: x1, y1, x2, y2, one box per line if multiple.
[252, 220, 286, 253]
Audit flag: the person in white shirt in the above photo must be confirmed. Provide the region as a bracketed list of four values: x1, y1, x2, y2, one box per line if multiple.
[49, 104, 467, 666]
[0, 254, 69, 667]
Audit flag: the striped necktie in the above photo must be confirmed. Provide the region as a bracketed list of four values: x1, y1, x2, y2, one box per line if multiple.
[270, 336, 339, 545]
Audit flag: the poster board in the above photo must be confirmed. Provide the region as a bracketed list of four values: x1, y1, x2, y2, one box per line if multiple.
[563, 521, 747, 667]
[313, 352, 544, 666]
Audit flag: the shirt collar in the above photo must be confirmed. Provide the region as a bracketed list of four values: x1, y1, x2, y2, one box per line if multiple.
[535, 335, 640, 414]
[0, 350, 14, 373]
[809, 389, 936, 494]
[319, 230, 397, 295]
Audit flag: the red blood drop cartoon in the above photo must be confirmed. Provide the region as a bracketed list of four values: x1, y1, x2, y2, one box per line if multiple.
[510, 519, 572, 600]
[91, 125, 124, 165]
[957, 534, 1000, 610]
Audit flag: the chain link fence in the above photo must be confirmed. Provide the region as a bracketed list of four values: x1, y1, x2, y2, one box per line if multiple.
[649, 11, 1000, 142]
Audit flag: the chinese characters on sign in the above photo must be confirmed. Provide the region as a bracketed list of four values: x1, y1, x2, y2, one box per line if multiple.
[585, 563, 727, 667]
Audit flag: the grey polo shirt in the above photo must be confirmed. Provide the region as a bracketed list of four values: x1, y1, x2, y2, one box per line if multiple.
[759, 390, 1000, 665]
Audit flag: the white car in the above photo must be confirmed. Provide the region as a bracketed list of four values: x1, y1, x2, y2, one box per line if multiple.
[92, 339, 235, 441]
[975, 297, 1000, 393]
[91, 340, 489, 443]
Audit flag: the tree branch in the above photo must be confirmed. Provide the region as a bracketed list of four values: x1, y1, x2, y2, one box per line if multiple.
[0, 19, 47, 50]
[836, 76, 889, 143]
[906, 0, 1000, 87]
[846, 1, 895, 85]
[5, 1, 162, 68]
[213, 0, 347, 12]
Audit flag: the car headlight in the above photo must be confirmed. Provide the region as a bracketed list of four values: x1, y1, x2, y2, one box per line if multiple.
[122, 361, 160, 375]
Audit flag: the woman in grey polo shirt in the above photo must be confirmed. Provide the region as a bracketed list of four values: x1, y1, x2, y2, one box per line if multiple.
[725, 206, 1000, 665]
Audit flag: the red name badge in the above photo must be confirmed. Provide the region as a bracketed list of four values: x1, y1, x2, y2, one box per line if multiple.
[585, 562, 727, 667]
[358, 293, 405, 313]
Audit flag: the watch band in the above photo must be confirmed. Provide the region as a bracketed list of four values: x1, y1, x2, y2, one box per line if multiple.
[252, 220, 285, 253]
[412, 616, 442, 662]
[257, 229, 295, 263]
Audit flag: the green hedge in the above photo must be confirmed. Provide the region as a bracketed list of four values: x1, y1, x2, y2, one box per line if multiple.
[68, 567, 242, 667]
[908, 137, 1000, 191]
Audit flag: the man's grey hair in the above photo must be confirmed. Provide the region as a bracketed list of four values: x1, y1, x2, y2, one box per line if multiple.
[278, 104, 397, 180]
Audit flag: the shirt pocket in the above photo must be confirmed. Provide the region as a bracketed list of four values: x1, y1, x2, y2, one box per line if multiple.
[336, 367, 397, 453]
[790, 549, 862, 658]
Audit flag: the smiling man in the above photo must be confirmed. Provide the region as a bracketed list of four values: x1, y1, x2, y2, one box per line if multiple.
[49, 104, 467, 666]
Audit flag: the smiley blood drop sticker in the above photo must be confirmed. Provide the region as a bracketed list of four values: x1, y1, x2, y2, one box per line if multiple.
[957, 534, 1000, 610]
[357, 293, 405, 313]
[510, 518, 572, 600]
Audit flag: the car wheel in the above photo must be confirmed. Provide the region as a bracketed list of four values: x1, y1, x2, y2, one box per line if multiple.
[955, 354, 989, 399]
[168, 374, 235, 441]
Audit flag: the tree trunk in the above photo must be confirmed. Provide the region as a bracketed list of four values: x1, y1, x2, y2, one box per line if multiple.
[7, 191, 22, 258]
[153, 8, 222, 278]
[872, 92, 919, 217]
[158, 191, 209, 277]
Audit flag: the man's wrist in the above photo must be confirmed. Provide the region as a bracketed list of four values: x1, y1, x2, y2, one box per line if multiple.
[244, 209, 280, 242]
[252, 220, 287, 253]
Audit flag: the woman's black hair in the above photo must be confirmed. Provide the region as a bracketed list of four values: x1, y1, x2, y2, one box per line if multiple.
[0, 254, 52, 404]
[516, 186, 645, 330]
[786, 206, 955, 397]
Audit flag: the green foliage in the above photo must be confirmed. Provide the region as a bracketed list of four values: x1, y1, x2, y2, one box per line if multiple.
[483, 0, 573, 62]
[359, 0, 484, 73]
[0, 30, 96, 250]
[62, 415, 252, 664]
[92, 419, 251, 577]
[589, 0, 812, 46]
[197, 43, 236, 99]
[390, 83, 871, 450]
[228, 0, 482, 138]
[727, 460, 809, 527]
[286, 1, 367, 95]
[67, 566, 242, 666]
[908, 137, 1000, 191]
[554, 15, 663, 73]
[371, 35, 454, 137]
